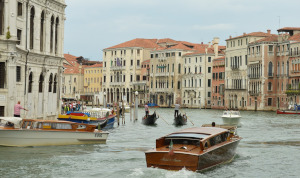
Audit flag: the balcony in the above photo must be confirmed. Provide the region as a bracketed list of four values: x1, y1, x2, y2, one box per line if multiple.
[111, 66, 126, 71]
[231, 65, 239, 70]
[225, 86, 247, 90]
[286, 89, 300, 96]
[155, 72, 169, 77]
[110, 82, 124, 86]
[248, 74, 260, 79]
[132, 81, 147, 85]
[249, 90, 260, 96]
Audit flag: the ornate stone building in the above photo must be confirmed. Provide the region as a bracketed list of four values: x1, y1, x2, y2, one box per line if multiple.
[225, 30, 273, 110]
[102, 38, 159, 105]
[0, 0, 66, 119]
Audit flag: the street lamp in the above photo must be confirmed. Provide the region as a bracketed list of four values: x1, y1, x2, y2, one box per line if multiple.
[135, 91, 138, 121]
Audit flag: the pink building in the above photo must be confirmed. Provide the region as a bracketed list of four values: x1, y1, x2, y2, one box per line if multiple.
[211, 57, 225, 109]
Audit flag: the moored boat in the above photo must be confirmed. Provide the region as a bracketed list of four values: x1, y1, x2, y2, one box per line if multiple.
[221, 110, 241, 126]
[58, 108, 116, 130]
[276, 109, 300, 114]
[145, 125, 241, 172]
[173, 114, 187, 126]
[0, 117, 109, 147]
[142, 112, 158, 125]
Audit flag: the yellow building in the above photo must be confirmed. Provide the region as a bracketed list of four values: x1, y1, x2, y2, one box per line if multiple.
[83, 63, 103, 103]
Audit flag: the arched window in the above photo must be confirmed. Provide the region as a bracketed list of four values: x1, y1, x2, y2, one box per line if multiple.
[28, 72, 33, 93]
[48, 73, 53, 92]
[53, 74, 57, 93]
[268, 62, 273, 76]
[39, 73, 44, 93]
[0, 0, 4, 35]
[50, 16, 54, 53]
[55, 17, 59, 54]
[30, 7, 35, 49]
[40, 11, 45, 52]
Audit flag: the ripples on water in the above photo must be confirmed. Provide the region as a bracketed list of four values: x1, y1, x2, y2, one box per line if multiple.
[0, 108, 299, 178]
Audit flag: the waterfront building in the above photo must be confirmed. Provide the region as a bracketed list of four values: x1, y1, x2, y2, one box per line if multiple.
[211, 56, 225, 109]
[62, 54, 84, 100]
[181, 38, 225, 109]
[225, 30, 273, 110]
[0, 0, 66, 119]
[135, 59, 150, 104]
[82, 62, 103, 105]
[279, 27, 300, 106]
[102, 38, 159, 105]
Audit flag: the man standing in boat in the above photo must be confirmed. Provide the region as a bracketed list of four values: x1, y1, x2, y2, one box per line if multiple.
[14, 101, 28, 117]
[174, 102, 180, 117]
[145, 103, 149, 117]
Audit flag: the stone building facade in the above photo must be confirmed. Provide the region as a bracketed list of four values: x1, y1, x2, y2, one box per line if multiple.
[211, 56, 225, 109]
[102, 38, 159, 105]
[225, 30, 273, 110]
[0, 0, 66, 119]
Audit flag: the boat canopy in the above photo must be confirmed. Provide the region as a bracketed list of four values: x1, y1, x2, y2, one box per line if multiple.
[0, 117, 22, 128]
[166, 133, 210, 140]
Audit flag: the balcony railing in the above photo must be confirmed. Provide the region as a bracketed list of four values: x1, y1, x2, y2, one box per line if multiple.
[132, 81, 147, 85]
[248, 74, 260, 79]
[155, 72, 169, 77]
[286, 89, 300, 95]
[110, 82, 124, 86]
[249, 90, 260, 96]
[111, 66, 126, 71]
[225, 86, 247, 90]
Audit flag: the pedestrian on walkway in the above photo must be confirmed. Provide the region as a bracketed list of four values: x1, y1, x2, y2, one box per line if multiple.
[14, 101, 28, 117]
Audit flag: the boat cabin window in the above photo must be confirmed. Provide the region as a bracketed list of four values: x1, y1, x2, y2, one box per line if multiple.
[22, 121, 32, 129]
[164, 133, 209, 146]
[165, 139, 200, 147]
[209, 132, 229, 146]
[35, 122, 72, 129]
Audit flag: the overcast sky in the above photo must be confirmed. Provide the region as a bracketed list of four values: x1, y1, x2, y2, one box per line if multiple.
[64, 0, 300, 61]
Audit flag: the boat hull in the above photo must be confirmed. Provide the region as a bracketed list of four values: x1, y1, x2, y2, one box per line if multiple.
[276, 110, 300, 114]
[0, 129, 108, 147]
[142, 113, 158, 125]
[145, 138, 240, 172]
[58, 116, 115, 130]
[222, 116, 241, 126]
[173, 115, 187, 126]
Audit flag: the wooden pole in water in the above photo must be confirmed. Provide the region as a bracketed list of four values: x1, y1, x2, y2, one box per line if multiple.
[122, 99, 125, 124]
[129, 102, 132, 121]
[116, 102, 120, 126]
[186, 114, 195, 126]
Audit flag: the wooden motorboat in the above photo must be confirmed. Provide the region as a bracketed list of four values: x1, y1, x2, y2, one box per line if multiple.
[221, 110, 241, 126]
[276, 109, 300, 114]
[145, 124, 241, 172]
[142, 112, 158, 125]
[173, 114, 187, 126]
[0, 117, 109, 147]
[58, 108, 116, 130]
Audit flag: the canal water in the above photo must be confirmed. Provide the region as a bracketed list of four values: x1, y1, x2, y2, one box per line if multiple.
[0, 108, 299, 178]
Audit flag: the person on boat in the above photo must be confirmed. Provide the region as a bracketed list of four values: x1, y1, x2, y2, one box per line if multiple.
[212, 122, 216, 127]
[14, 101, 28, 117]
[174, 102, 180, 117]
[145, 103, 149, 117]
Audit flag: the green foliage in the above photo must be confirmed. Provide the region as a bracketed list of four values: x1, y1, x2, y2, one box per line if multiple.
[6, 26, 11, 39]
[286, 90, 300, 95]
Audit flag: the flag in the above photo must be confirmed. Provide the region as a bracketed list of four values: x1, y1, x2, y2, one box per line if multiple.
[169, 139, 174, 155]
[116, 58, 121, 66]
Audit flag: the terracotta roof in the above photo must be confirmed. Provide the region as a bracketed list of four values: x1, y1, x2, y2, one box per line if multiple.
[250, 35, 279, 44]
[105, 38, 160, 49]
[214, 56, 225, 60]
[157, 38, 178, 44]
[278, 27, 300, 32]
[183, 47, 214, 56]
[289, 33, 300, 42]
[142, 59, 150, 64]
[226, 31, 273, 41]
[84, 63, 103, 68]
[63, 54, 83, 74]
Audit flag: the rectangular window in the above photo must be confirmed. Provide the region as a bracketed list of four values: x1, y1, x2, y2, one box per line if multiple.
[179, 52, 181, 56]
[208, 79, 211, 87]
[103, 76, 106, 82]
[110, 76, 112, 82]
[245, 55, 247, 65]
[137, 60, 140, 66]
[104, 62, 106, 67]
[151, 54, 153, 58]
[268, 98, 272, 106]
[18, 2, 23, 16]
[16, 66, 21, 82]
[130, 75, 133, 82]
[177, 81, 180, 89]
[268, 45, 273, 52]
[131, 60, 133, 66]
[208, 92, 211, 97]
[208, 57, 211, 62]
[0, 62, 5, 88]
[208, 67, 211, 73]
[17, 29, 22, 45]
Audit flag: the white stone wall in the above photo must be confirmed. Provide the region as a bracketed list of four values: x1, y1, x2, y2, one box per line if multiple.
[0, 0, 66, 119]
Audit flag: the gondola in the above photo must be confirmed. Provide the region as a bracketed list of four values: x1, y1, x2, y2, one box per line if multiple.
[173, 113, 187, 126]
[142, 112, 158, 125]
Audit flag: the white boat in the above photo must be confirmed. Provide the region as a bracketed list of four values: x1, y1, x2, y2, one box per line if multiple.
[0, 117, 109, 147]
[221, 110, 241, 126]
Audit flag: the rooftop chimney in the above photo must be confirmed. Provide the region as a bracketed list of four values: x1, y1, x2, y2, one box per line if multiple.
[267, 29, 271, 34]
[243, 32, 246, 36]
[229, 35, 232, 39]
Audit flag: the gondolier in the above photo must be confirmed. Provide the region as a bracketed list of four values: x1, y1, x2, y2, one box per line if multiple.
[145, 104, 149, 117]
[14, 101, 28, 117]
[174, 102, 180, 117]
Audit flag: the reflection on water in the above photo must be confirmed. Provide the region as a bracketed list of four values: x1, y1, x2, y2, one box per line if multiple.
[0, 108, 299, 178]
